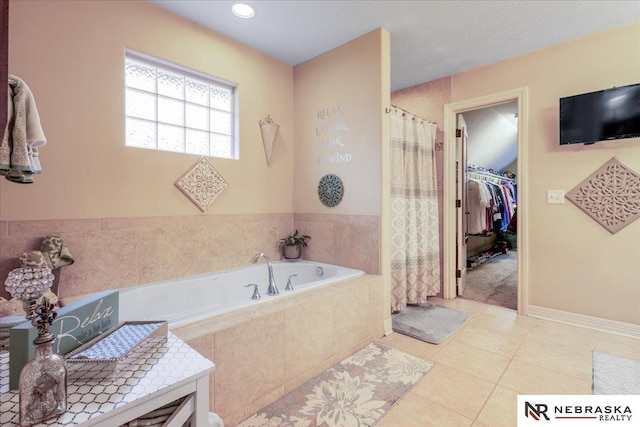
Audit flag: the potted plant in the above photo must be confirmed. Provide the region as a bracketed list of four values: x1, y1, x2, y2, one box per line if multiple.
[278, 230, 311, 259]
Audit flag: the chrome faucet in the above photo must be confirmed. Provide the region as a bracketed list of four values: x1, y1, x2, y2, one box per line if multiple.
[285, 274, 297, 291]
[244, 283, 261, 300]
[250, 252, 279, 295]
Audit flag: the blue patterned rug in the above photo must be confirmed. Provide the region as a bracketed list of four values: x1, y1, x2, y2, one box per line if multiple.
[238, 342, 433, 426]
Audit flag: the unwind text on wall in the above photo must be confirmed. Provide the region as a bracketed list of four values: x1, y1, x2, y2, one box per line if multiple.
[316, 103, 353, 166]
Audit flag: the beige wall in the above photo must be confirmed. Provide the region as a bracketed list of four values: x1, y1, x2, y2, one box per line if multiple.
[0, 0, 297, 302]
[293, 29, 386, 216]
[451, 22, 640, 325]
[292, 29, 390, 280]
[0, 2, 388, 305]
[2, 0, 294, 220]
[394, 23, 639, 325]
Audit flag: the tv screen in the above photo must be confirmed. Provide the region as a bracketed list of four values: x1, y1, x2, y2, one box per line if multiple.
[559, 83, 640, 145]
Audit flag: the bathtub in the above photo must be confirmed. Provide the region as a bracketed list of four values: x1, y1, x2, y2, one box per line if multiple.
[118, 260, 364, 329]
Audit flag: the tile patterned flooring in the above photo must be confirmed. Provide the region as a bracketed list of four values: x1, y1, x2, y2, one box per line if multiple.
[375, 297, 640, 427]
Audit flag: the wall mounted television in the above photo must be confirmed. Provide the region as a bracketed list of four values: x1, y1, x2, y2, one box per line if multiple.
[559, 83, 640, 145]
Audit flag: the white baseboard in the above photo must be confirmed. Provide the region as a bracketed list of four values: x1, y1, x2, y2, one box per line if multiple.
[527, 305, 640, 339]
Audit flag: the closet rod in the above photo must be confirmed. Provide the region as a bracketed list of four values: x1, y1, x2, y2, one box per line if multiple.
[386, 105, 437, 124]
[467, 169, 515, 184]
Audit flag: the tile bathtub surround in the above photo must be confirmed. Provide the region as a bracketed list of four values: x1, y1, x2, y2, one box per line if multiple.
[294, 213, 380, 274]
[0, 212, 380, 301]
[0, 213, 293, 301]
[172, 274, 385, 427]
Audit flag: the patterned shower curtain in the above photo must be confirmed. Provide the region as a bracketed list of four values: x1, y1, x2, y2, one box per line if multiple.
[390, 108, 441, 312]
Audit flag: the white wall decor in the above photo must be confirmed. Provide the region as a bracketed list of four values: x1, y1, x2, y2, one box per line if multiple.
[258, 115, 279, 165]
[175, 158, 228, 212]
[316, 104, 353, 166]
[565, 157, 640, 234]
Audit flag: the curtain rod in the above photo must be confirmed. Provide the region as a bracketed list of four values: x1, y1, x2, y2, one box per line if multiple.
[386, 105, 437, 125]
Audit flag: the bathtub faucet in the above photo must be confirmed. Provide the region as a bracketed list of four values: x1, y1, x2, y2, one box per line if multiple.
[250, 252, 279, 296]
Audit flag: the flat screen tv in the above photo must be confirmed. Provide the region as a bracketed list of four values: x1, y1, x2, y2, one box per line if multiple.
[559, 83, 640, 145]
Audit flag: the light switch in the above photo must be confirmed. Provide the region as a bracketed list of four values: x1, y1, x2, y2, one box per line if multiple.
[547, 189, 565, 204]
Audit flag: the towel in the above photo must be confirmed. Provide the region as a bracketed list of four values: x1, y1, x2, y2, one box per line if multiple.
[40, 236, 74, 269]
[20, 236, 74, 270]
[1, 75, 47, 183]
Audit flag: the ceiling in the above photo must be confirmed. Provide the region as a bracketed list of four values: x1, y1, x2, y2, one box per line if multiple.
[150, 1, 640, 92]
[463, 102, 518, 172]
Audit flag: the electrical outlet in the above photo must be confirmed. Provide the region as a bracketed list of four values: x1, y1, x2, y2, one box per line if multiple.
[547, 189, 565, 204]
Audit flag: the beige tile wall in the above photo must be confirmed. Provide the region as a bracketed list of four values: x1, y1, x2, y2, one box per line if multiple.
[294, 213, 380, 275]
[0, 212, 381, 304]
[0, 214, 293, 302]
[173, 274, 385, 427]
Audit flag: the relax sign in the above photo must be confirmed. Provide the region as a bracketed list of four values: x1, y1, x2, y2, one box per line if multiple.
[9, 290, 118, 389]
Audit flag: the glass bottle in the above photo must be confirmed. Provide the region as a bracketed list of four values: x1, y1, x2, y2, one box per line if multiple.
[19, 298, 67, 427]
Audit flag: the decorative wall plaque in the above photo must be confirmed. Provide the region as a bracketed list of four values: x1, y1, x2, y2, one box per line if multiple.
[259, 115, 279, 165]
[565, 157, 640, 234]
[318, 174, 344, 207]
[175, 157, 228, 212]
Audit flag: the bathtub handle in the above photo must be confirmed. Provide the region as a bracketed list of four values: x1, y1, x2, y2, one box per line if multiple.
[285, 274, 298, 291]
[245, 283, 261, 300]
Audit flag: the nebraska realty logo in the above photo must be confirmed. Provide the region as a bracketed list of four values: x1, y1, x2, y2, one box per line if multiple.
[517, 395, 638, 426]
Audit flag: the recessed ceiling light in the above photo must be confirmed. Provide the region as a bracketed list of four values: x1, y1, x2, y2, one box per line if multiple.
[232, 2, 255, 19]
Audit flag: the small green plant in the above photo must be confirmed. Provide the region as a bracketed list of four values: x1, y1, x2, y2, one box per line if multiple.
[278, 230, 311, 248]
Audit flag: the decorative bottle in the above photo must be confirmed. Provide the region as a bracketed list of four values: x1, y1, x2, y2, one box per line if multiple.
[19, 297, 67, 426]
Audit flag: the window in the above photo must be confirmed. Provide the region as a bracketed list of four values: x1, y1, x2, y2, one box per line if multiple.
[125, 51, 237, 159]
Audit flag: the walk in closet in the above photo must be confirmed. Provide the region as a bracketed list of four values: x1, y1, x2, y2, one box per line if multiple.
[458, 102, 519, 310]
[466, 166, 517, 268]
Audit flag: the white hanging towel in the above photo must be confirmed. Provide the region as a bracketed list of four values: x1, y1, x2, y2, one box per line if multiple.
[1, 75, 47, 183]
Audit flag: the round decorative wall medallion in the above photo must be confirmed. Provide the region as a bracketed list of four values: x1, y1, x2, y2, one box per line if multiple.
[318, 174, 344, 207]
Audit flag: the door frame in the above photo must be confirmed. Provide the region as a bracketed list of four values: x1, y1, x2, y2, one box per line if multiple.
[442, 87, 529, 314]
[455, 115, 468, 296]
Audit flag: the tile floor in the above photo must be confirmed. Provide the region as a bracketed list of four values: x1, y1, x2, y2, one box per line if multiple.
[375, 297, 640, 427]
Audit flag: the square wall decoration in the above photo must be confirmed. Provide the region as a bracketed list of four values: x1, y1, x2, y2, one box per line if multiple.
[565, 157, 640, 234]
[175, 157, 228, 212]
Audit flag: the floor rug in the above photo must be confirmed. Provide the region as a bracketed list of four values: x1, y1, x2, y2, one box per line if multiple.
[592, 351, 640, 395]
[238, 342, 433, 427]
[461, 249, 517, 310]
[392, 303, 471, 344]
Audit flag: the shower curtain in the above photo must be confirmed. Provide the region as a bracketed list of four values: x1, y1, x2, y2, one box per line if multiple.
[390, 108, 441, 312]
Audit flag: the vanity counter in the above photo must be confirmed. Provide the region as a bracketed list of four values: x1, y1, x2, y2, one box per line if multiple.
[0, 333, 215, 426]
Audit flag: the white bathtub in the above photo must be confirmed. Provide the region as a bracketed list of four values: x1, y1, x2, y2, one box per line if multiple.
[118, 260, 364, 328]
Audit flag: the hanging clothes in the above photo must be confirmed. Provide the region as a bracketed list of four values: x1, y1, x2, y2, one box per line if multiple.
[467, 178, 492, 234]
[466, 168, 517, 234]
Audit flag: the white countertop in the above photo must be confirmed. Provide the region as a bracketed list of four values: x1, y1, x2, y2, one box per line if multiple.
[0, 333, 215, 426]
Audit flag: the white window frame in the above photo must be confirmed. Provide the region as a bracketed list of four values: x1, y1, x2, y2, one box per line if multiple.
[124, 50, 239, 159]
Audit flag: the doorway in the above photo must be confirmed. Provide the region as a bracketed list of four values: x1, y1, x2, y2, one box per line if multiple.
[442, 88, 529, 315]
[458, 102, 518, 309]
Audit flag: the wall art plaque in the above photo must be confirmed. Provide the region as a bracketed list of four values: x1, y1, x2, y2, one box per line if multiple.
[318, 174, 344, 207]
[175, 157, 228, 212]
[565, 157, 640, 234]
